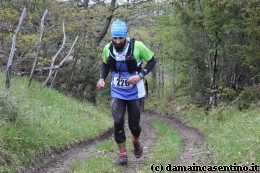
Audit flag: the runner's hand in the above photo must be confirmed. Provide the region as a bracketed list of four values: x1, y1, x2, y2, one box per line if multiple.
[97, 79, 105, 89]
[127, 75, 141, 85]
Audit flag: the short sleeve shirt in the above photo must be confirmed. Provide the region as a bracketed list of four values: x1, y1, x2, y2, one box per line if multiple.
[102, 39, 154, 63]
[101, 38, 154, 100]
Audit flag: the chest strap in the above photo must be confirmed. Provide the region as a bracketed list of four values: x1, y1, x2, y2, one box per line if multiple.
[107, 38, 141, 73]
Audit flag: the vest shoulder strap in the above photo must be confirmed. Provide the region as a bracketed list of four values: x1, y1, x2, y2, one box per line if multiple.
[127, 38, 135, 56]
[109, 41, 115, 58]
[109, 38, 135, 57]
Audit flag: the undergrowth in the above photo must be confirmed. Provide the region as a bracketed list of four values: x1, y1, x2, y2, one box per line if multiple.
[180, 104, 260, 166]
[146, 87, 259, 167]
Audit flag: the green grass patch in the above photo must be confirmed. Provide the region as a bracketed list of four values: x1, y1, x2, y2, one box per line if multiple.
[180, 105, 260, 165]
[141, 118, 181, 172]
[71, 154, 122, 173]
[0, 73, 113, 172]
[70, 140, 122, 173]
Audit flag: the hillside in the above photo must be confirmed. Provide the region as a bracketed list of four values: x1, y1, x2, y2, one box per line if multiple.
[0, 72, 259, 172]
[0, 72, 113, 172]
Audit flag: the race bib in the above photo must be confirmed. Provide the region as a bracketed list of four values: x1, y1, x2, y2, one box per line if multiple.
[113, 77, 133, 89]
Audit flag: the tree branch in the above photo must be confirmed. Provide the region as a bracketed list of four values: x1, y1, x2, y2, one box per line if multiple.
[42, 22, 66, 88]
[95, 0, 117, 44]
[29, 9, 48, 86]
[50, 36, 79, 87]
[6, 8, 26, 91]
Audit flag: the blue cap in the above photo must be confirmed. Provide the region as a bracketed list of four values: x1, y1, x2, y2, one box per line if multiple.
[111, 19, 127, 38]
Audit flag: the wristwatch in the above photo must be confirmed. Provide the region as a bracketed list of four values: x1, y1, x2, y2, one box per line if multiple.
[138, 73, 144, 79]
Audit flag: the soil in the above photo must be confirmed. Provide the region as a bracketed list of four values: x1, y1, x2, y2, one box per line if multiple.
[20, 110, 213, 173]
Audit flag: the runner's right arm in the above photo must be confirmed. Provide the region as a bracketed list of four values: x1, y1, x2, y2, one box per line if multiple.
[100, 62, 110, 80]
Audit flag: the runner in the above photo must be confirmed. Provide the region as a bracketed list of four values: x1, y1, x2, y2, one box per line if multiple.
[96, 19, 157, 165]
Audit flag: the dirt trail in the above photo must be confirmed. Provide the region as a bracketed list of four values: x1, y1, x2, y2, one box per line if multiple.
[159, 115, 213, 166]
[21, 111, 213, 173]
[121, 112, 156, 173]
[21, 113, 156, 173]
[21, 130, 114, 173]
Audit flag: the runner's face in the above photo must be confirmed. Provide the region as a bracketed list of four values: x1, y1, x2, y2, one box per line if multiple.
[112, 37, 126, 52]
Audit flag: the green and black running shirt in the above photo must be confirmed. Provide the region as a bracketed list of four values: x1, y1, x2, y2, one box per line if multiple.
[101, 38, 154, 100]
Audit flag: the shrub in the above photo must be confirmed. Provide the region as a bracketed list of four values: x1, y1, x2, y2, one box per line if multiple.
[233, 86, 260, 110]
[0, 95, 19, 122]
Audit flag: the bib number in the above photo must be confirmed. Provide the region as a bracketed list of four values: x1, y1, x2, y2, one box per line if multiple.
[114, 77, 133, 89]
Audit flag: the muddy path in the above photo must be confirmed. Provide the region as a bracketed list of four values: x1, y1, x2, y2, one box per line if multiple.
[121, 111, 156, 173]
[157, 115, 214, 166]
[21, 111, 213, 173]
[21, 129, 114, 173]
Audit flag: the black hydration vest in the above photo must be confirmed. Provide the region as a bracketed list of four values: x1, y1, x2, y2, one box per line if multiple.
[106, 38, 141, 73]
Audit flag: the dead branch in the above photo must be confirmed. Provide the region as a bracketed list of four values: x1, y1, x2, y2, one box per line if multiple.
[42, 22, 66, 88]
[5, 8, 26, 91]
[42, 66, 60, 70]
[51, 36, 79, 87]
[29, 9, 48, 86]
[58, 36, 78, 66]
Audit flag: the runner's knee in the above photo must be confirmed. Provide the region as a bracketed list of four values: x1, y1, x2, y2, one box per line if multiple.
[129, 125, 141, 137]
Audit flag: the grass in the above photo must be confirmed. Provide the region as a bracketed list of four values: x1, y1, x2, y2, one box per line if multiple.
[70, 140, 122, 173]
[141, 118, 181, 172]
[0, 73, 113, 172]
[180, 104, 260, 166]
[71, 154, 122, 173]
[2, 71, 258, 172]
[147, 90, 259, 166]
[70, 118, 181, 173]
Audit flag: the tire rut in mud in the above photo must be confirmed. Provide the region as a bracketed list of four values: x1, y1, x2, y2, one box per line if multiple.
[158, 115, 214, 166]
[21, 129, 113, 173]
[21, 113, 156, 173]
[21, 111, 213, 173]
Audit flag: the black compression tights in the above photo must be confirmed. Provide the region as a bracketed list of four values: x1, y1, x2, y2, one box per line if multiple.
[111, 98, 141, 143]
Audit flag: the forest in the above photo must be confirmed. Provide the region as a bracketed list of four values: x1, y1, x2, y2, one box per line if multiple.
[0, 0, 259, 172]
[0, 0, 259, 108]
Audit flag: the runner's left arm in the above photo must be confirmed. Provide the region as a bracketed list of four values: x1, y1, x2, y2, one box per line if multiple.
[139, 57, 156, 76]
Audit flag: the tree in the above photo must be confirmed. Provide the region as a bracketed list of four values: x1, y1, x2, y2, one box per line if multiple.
[152, 0, 259, 107]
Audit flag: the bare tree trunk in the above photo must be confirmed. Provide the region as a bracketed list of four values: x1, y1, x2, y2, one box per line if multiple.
[154, 41, 162, 98]
[42, 22, 66, 87]
[210, 32, 221, 109]
[50, 36, 78, 87]
[173, 64, 177, 94]
[210, 46, 217, 108]
[151, 66, 156, 94]
[69, 50, 79, 91]
[157, 59, 161, 98]
[29, 9, 48, 86]
[189, 56, 194, 100]
[189, 69, 193, 100]
[83, 0, 89, 9]
[161, 57, 164, 98]
[6, 8, 26, 91]
[95, 0, 117, 44]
